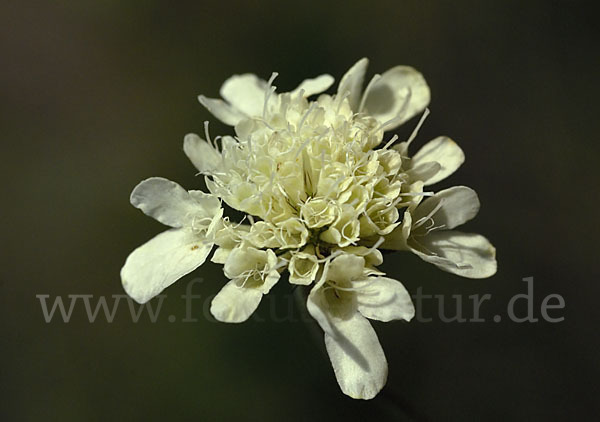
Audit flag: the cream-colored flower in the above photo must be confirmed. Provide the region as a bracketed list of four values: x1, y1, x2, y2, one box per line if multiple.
[288, 245, 320, 285]
[210, 246, 280, 323]
[122, 57, 497, 400]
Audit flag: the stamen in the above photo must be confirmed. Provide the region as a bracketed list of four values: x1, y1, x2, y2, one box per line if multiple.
[382, 134, 399, 150]
[399, 191, 434, 197]
[405, 107, 430, 147]
[297, 102, 317, 133]
[413, 198, 445, 230]
[422, 223, 446, 236]
[408, 236, 438, 257]
[294, 137, 313, 161]
[262, 72, 279, 120]
[203, 121, 213, 147]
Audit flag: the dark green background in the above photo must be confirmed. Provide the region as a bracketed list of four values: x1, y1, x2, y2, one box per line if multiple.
[2, 1, 598, 420]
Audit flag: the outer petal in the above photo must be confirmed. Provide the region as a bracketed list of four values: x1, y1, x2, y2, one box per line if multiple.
[188, 190, 222, 219]
[413, 186, 480, 230]
[405, 161, 441, 184]
[121, 228, 212, 303]
[325, 312, 388, 400]
[356, 277, 415, 322]
[306, 283, 337, 337]
[412, 136, 465, 185]
[210, 280, 264, 323]
[219, 74, 267, 117]
[130, 177, 209, 228]
[337, 58, 369, 111]
[414, 230, 497, 278]
[293, 74, 335, 97]
[362, 66, 430, 130]
[198, 95, 246, 126]
[183, 133, 222, 174]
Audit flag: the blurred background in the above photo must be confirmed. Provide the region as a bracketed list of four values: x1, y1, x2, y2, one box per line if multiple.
[2, 0, 598, 420]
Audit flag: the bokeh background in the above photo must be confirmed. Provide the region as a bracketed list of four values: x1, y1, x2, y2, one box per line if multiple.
[2, 1, 599, 420]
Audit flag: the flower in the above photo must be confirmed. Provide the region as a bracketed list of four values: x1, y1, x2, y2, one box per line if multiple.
[121, 58, 497, 400]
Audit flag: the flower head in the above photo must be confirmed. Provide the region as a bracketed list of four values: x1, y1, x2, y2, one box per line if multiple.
[121, 58, 497, 399]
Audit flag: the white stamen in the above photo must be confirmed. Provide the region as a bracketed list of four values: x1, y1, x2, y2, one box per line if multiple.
[262, 72, 279, 119]
[413, 198, 445, 230]
[405, 107, 430, 147]
[297, 102, 317, 132]
[203, 121, 212, 146]
[382, 134, 399, 150]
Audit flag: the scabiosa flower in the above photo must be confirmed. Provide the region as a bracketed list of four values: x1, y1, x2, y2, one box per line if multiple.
[121, 58, 497, 400]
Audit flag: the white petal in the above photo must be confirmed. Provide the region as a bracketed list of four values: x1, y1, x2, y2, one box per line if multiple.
[356, 277, 415, 322]
[328, 254, 366, 284]
[306, 284, 337, 337]
[121, 228, 212, 303]
[413, 186, 480, 230]
[198, 95, 246, 126]
[210, 280, 263, 323]
[415, 231, 497, 279]
[337, 58, 369, 110]
[223, 247, 262, 279]
[219, 73, 267, 117]
[405, 161, 441, 183]
[362, 66, 430, 130]
[325, 312, 388, 400]
[412, 136, 465, 185]
[210, 246, 231, 264]
[130, 177, 208, 227]
[183, 133, 222, 173]
[188, 190, 221, 218]
[293, 74, 334, 97]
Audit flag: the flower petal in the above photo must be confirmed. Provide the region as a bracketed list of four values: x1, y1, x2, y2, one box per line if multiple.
[121, 228, 212, 303]
[412, 136, 465, 185]
[219, 73, 267, 117]
[325, 312, 388, 399]
[188, 190, 222, 218]
[413, 186, 480, 230]
[328, 254, 366, 284]
[210, 280, 263, 323]
[183, 133, 222, 174]
[307, 282, 344, 337]
[293, 74, 335, 97]
[414, 230, 497, 279]
[130, 177, 211, 228]
[380, 211, 412, 251]
[337, 58, 369, 111]
[210, 246, 231, 264]
[198, 95, 246, 126]
[356, 277, 415, 322]
[405, 161, 441, 184]
[362, 66, 430, 130]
